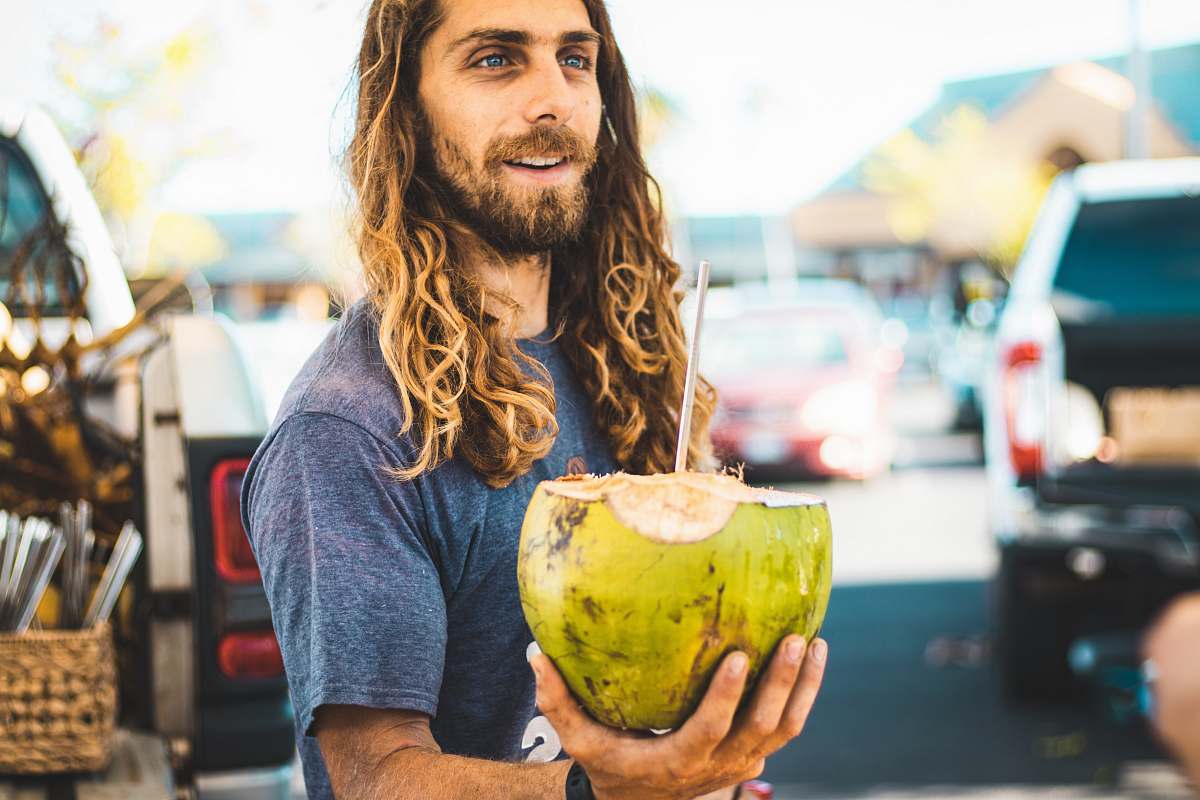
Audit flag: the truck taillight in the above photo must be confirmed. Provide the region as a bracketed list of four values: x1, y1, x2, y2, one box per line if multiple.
[210, 458, 260, 583]
[1004, 341, 1045, 481]
[218, 631, 284, 679]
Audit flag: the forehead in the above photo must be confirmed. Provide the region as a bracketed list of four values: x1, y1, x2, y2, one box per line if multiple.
[430, 0, 597, 48]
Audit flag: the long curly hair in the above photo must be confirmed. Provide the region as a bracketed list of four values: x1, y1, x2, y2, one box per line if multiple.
[349, 0, 716, 488]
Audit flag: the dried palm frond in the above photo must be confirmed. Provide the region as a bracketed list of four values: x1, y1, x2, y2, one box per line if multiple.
[0, 201, 183, 537]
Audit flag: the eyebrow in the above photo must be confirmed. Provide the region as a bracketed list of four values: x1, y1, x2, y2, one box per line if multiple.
[448, 27, 602, 54]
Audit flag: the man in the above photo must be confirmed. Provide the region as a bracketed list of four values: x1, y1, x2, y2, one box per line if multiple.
[1144, 593, 1200, 790]
[242, 0, 828, 797]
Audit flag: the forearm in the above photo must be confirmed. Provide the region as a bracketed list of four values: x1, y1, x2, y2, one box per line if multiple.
[331, 747, 740, 800]
[333, 745, 572, 800]
[313, 703, 742, 800]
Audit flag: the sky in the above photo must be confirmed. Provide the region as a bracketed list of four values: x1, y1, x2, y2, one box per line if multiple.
[3, 0, 1200, 217]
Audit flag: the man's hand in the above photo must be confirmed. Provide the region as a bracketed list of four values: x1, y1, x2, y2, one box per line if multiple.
[531, 635, 828, 800]
[1144, 593, 1200, 788]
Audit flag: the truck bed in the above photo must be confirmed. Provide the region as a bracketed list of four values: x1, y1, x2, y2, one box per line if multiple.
[1061, 320, 1200, 407]
[1043, 461, 1200, 511]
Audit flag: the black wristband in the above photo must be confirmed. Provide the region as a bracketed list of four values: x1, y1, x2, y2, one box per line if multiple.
[565, 761, 596, 800]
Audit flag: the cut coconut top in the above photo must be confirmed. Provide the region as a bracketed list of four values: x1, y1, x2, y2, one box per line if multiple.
[540, 472, 823, 544]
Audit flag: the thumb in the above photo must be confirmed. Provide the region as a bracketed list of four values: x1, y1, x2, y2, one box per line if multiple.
[529, 652, 567, 713]
[527, 643, 550, 701]
[529, 653, 608, 761]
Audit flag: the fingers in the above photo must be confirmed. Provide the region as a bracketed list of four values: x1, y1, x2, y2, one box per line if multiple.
[530, 653, 610, 761]
[726, 636, 807, 748]
[719, 636, 828, 762]
[1146, 593, 1200, 659]
[767, 637, 827, 752]
[737, 758, 767, 784]
[534, 637, 828, 791]
[758, 636, 810, 730]
[672, 651, 751, 755]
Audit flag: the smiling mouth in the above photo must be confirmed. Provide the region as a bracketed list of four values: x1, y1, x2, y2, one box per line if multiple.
[503, 155, 569, 171]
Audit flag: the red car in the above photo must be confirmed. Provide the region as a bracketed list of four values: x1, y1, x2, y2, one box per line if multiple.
[741, 780, 774, 798]
[704, 282, 900, 480]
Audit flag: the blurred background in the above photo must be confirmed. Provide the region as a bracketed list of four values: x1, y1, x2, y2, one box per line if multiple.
[2, 0, 1199, 797]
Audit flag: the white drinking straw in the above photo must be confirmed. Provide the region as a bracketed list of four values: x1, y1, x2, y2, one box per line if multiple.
[674, 260, 712, 473]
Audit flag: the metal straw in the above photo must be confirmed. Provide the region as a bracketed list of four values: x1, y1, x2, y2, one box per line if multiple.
[5, 515, 46, 628]
[0, 506, 115, 632]
[0, 512, 22, 626]
[81, 528, 95, 621]
[76, 501, 93, 616]
[59, 503, 76, 628]
[84, 521, 143, 628]
[3, 517, 29, 616]
[84, 530, 95, 571]
[0, 511, 14, 617]
[58, 500, 92, 629]
[674, 260, 712, 473]
[14, 527, 64, 634]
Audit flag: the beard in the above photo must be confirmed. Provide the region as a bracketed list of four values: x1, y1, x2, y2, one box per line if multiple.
[421, 116, 598, 258]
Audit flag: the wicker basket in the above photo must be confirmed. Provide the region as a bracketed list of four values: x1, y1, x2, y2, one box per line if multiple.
[0, 623, 118, 775]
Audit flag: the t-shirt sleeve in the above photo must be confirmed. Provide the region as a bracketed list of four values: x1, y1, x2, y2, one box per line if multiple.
[243, 411, 446, 736]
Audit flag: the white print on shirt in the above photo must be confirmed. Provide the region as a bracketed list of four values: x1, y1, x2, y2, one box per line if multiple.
[522, 714, 563, 763]
[523, 641, 564, 762]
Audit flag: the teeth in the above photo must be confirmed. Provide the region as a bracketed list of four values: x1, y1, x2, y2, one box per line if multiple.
[513, 156, 564, 167]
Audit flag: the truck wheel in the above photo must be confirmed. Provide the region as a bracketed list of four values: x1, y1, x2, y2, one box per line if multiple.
[994, 550, 1086, 703]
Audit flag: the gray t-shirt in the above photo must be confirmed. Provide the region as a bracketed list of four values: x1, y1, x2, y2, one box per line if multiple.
[241, 300, 617, 798]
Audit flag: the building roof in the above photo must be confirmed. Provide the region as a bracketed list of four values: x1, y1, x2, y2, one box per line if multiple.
[825, 41, 1200, 194]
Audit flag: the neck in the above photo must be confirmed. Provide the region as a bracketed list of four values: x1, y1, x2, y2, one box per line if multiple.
[474, 250, 552, 339]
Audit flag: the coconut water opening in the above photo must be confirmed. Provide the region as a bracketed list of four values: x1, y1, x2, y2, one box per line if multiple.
[541, 472, 823, 544]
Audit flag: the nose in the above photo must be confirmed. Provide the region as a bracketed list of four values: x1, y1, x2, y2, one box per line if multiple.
[521, 56, 576, 127]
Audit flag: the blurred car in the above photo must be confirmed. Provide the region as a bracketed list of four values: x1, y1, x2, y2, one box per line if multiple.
[982, 158, 1200, 700]
[936, 298, 1000, 431]
[882, 292, 938, 379]
[704, 280, 900, 480]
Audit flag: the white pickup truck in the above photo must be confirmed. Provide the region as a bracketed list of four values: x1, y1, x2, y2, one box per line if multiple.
[983, 157, 1200, 701]
[1, 104, 321, 798]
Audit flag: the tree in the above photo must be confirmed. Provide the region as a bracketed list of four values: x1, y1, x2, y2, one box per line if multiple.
[51, 17, 230, 276]
[863, 104, 1057, 274]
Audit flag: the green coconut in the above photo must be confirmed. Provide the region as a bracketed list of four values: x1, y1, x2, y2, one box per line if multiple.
[517, 471, 832, 731]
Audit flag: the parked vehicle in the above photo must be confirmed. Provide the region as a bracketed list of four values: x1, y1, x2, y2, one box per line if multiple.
[930, 262, 1008, 432]
[1, 105, 301, 797]
[936, 298, 999, 432]
[982, 158, 1200, 700]
[883, 292, 938, 379]
[704, 280, 900, 481]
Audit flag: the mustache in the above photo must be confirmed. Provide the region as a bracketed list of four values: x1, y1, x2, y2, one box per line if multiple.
[485, 126, 598, 170]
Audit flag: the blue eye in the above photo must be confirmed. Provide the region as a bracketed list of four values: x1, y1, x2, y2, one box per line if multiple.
[562, 54, 591, 70]
[479, 54, 508, 68]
